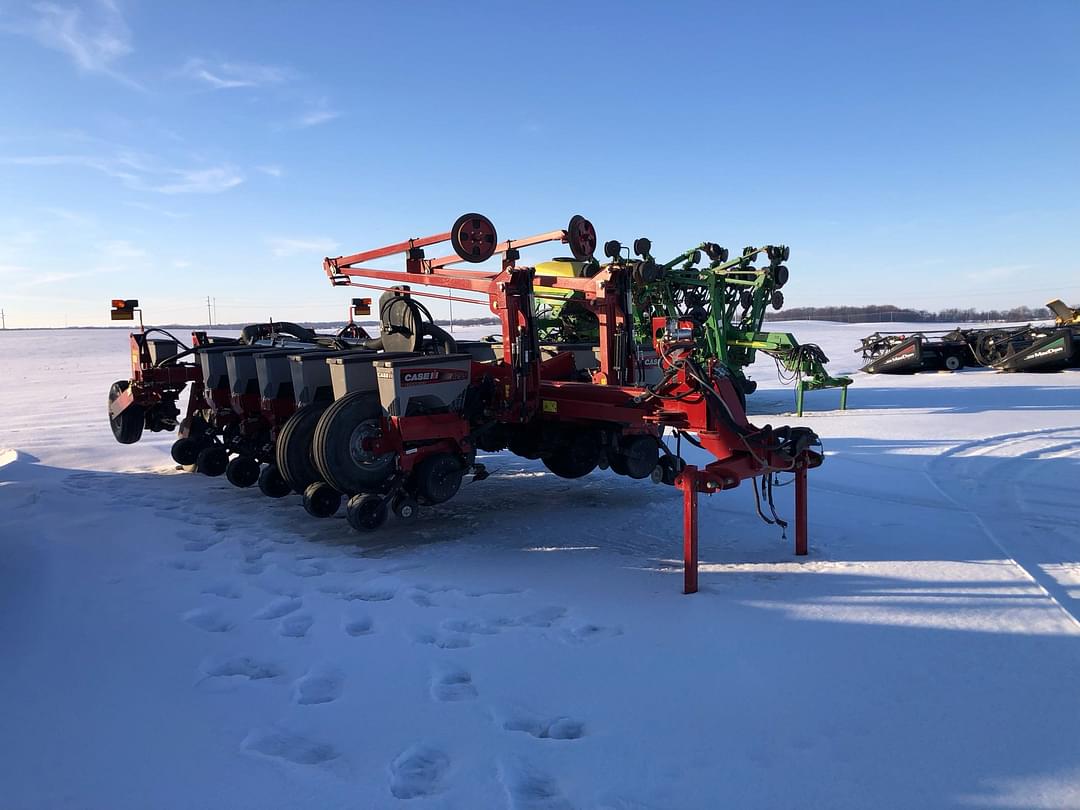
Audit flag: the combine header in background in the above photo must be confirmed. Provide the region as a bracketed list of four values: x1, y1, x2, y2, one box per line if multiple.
[858, 299, 1080, 374]
[107, 213, 829, 593]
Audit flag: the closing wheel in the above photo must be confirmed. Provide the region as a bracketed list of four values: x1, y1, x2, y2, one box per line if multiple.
[412, 454, 464, 505]
[276, 403, 329, 493]
[566, 214, 597, 260]
[346, 493, 388, 532]
[195, 444, 229, 477]
[108, 381, 144, 445]
[258, 464, 292, 498]
[542, 432, 600, 479]
[651, 455, 686, 486]
[225, 456, 260, 488]
[312, 392, 395, 495]
[303, 481, 342, 518]
[450, 213, 497, 263]
[609, 435, 658, 480]
[171, 436, 202, 466]
[944, 354, 963, 371]
[392, 495, 419, 521]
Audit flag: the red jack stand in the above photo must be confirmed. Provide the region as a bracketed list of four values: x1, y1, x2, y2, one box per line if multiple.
[677, 462, 811, 594]
[676, 465, 699, 594]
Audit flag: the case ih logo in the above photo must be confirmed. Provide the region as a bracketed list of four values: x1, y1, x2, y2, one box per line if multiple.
[400, 368, 468, 387]
[640, 356, 661, 367]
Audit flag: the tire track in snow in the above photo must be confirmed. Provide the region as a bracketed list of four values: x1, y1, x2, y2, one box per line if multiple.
[925, 425, 1080, 631]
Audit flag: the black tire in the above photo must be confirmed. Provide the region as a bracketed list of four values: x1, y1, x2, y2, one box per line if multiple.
[944, 354, 963, 371]
[195, 444, 229, 477]
[610, 435, 658, 480]
[225, 456, 260, 488]
[312, 392, 395, 495]
[542, 432, 600, 479]
[412, 454, 464, 505]
[258, 464, 292, 498]
[507, 430, 542, 460]
[303, 481, 342, 518]
[391, 495, 419, 521]
[543, 453, 598, 479]
[171, 437, 201, 466]
[108, 381, 144, 445]
[276, 404, 328, 493]
[346, 493, 388, 532]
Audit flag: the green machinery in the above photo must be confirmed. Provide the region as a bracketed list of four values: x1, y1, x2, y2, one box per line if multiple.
[534, 239, 851, 416]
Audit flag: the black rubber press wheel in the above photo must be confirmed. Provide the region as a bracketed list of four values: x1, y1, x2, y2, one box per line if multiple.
[276, 403, 328, 493]
[108, 381, 144, 445]
[346, 493, 388, 532]
[225, 456, 260, 488]
[312, 392, 395, 495]
[258, 464, 292, 498]
[195, 444, 229, 477]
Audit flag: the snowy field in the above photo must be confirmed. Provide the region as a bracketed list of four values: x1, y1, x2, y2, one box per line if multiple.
[2, 322, 1079, 810]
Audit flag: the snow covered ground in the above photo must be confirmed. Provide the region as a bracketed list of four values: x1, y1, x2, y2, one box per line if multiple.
[2, 322, 1079, 809]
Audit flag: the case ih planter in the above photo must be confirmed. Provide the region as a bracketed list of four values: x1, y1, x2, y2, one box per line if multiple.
[107, 214, 827, 593]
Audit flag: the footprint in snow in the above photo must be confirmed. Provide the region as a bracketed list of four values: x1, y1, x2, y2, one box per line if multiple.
[388, 744, 449, 799]
[430, 666, 477, 701]
[166, 558, 201, 572]
[182, 607, 233, 633]
[293, 666, 344, 705]
[499, 759, 573, 810]
[466, 587, 525, 597]
[321, 583, 397, 602]
[343, 615, 374, 636]
[500, 710, 585, 740]
[253, 596, 302, 620]
[279, 613, 314, 638]
[203, 581, 242, 599]
[183, 537, 220, 552]
[242, 728, 338, 765]
[412, 628, 471, 650]
[557, 622, 622, 646]
[201, 656, 283, 681]
[409, 590, 437, 608]
[518, 606, 567, 628]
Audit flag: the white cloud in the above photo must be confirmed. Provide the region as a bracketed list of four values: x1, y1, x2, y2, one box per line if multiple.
[256, 164, 283, 178]
[1, 152, 243, 195]
[268, 237, 339, 258]
[964, 265, 1031, 283]
[100, 239, 145, 260]
[153, 166, 242, 194]
[124, 200, 187, 218]
[171, 259, 191, 269]
[5, 0, 140, 87]
[41, 206, 95, 226]
[179, 58, 291, 90]
[295, 101, 340, 128]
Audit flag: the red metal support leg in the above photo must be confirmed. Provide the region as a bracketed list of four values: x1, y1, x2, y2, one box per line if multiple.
[679, 465, 699, 594]
[795, 461, 808, 556]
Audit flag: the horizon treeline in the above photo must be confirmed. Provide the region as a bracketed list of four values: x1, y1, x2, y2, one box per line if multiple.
[765, 303, 1065, 324]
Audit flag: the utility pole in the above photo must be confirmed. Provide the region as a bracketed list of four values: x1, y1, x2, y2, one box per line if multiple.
[206, 296, 213, 326]
[1, 309, 5, 330]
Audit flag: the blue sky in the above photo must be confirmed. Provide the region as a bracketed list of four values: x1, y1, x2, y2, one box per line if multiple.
[1, 1, 1078, 328]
